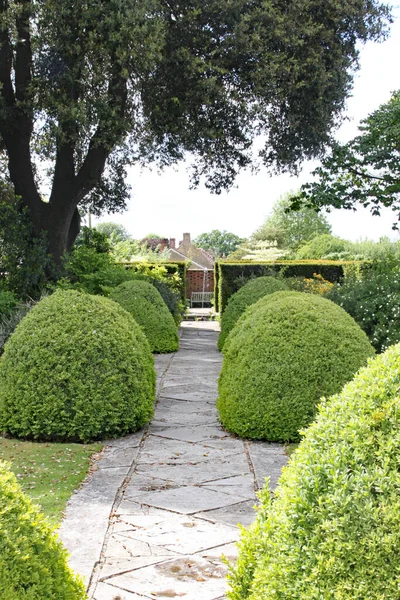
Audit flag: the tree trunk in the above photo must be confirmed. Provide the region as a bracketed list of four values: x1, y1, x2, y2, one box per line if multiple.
[28, 198, 81, 266]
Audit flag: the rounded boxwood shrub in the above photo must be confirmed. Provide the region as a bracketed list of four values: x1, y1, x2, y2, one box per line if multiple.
[218, 291, 374, 441]
[218, 277, 287, 351]
[0, 460, 86, 599]
[110, 280, 179, 353]
[0, 290, 155, 442]
[228, 343, 400, 600]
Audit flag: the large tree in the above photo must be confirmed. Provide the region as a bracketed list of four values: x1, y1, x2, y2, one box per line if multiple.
[253, 192, 332, 250]
[301, 90, 400, 225]
[0, 0, 391, 264]
[194, 229, 244, 258]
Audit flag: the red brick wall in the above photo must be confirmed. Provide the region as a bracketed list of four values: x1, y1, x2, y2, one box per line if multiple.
[187, 269, 215, 298]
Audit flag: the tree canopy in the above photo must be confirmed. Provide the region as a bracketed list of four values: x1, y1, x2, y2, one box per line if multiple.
[0, 0, 392, 266]
[194, 230, 244, 258]
[301, 90, 400, 226]
[95, 222, 130, 243]
[252, 192, 332, 250]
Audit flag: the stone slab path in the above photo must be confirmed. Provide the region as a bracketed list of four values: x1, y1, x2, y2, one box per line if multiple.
[59, 321, 288, 600]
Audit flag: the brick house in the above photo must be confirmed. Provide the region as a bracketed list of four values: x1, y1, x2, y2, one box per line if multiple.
[166, 233, 215, 302]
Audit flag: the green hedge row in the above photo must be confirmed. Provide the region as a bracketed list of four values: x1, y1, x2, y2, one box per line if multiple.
[215, 260, 364, 313]
[121, 261, 187, 303]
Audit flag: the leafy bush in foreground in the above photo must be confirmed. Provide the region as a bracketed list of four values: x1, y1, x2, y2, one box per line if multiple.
[0, 290, 155, 442]
[228, 343, 400, 600]
[218, 276, 287, 351]
[110, 280, 179, 353]
[218, 291, 374, 441]
[0, 460, 86, 599]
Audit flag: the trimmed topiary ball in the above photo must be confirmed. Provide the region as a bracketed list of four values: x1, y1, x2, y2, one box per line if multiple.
[110, 280, 179, 353]
[0, 460, 86, 599]
[218, 291, 374, 441]
[0, 290, 155, 442]
[218, 276, 287, 351]
[228, 344, 400, 600]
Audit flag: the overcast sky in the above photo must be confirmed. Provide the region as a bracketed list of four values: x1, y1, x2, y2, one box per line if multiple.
[95, 2, 400, 243]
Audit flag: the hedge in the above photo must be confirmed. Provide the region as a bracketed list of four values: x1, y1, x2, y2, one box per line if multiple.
[228, 342, 400, 600]
[218, 276, 288, 351]
[218, 291, 374, 441]
[110, 280, 179, 353]
[0, 460, 86, 599]
[121, 261, 187, 303]
[215, 260, 365, 313]
[0, 290, 156, 442]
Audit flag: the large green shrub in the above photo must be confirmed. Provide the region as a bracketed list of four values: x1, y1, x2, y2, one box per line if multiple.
[218, 276, 287, 351]
[110, 281, 179, 353]
[218, 291, 374, 442]
[228, 343, 400, 600]
[0, 290, 155, 442]
[0, 460, 86, 599]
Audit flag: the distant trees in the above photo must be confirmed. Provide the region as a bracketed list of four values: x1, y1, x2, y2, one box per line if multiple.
[194, 230, 244, 258]
[95, 223, 130, 243]
[252, 192, 332, 251]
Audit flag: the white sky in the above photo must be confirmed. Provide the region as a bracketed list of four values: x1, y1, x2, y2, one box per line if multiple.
[95, 2, 400, 243]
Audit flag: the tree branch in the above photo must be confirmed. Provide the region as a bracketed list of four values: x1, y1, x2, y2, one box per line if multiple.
[74, 64, 128, 203]
[347, 166, 397, 183]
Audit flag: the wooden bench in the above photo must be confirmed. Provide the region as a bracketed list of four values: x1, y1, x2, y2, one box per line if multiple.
[190, 292, 214, 307]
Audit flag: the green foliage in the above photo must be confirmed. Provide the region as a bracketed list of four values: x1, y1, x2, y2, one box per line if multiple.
[0, 290, 156, 442]
[0, 461, 86, 599]
[217, 291, 374, 442]
[253, 192, 332, 250]
[0, 299, 33, 354]
[111, 239, 169, 262]
[0, 182, 53, 298]
[295, 233, 351, 259]
[295, 233, 400, 261]
[218, 277, 288, 351]
[110, 281, 179, 353]
[194, 230, 244, 258]
[0, 290, 18, 317]
[74, 226, 110, 253]
[215, 261, 348, 313]
[61, 246, 132, 296]
[124, 262, 187, 305]
[228, 342, 400, 600]
[302, 90, 400, 226]
[95, 222, 130, 243]
[328, 264, 400, 353]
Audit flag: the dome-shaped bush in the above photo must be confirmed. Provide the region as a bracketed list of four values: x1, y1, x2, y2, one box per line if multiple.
[218, 291, 374, 441]
[110, 280, 179, 353]
[0, 460, 86, 599]
[228, 343, 400, 600]
[0, 290, 155, 442]
[218, 277, 287, 351]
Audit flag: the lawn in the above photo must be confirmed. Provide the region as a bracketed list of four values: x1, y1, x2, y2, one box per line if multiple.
[0, 436, 102, 526]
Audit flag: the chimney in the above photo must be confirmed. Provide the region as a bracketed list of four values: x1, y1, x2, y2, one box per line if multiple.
[183, 232, 191, 244]
[170, 238, 176, 249]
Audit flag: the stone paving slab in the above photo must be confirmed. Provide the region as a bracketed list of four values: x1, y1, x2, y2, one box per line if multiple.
[59, 322, 288, 599]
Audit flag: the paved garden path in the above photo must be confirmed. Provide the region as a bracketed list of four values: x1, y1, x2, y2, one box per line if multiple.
[59, 321, 288, 600]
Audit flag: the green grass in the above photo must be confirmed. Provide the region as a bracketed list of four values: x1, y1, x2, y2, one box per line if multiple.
[0, 436, 102, 526]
